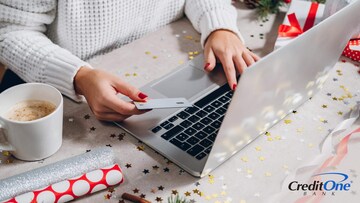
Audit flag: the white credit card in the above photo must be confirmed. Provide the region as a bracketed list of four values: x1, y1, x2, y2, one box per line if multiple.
[134, 98, 192, 110]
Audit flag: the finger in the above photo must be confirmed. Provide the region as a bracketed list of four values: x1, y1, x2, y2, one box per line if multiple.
[249, 51, 261, 62]
[217, 53, 237, 90]
[104, 94, 147, 116]
[242, 51, 255, 66]
[233, 54, 247, 74]
[203, 46, 216, 72]
[112, 78, 148, 102]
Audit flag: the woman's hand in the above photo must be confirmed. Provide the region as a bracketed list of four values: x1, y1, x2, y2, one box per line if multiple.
[74, 67, 149, 121]
[204, 29, 260, 90]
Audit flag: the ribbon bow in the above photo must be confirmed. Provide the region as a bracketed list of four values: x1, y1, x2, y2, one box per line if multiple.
[278, 2, 319, 37]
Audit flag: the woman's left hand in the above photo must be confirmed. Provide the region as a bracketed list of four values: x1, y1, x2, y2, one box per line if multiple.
[203, 29, 260, 90]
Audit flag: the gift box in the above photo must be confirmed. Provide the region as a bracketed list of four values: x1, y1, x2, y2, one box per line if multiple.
[274, 0, 325, 49]
[342, 38, 360, 62]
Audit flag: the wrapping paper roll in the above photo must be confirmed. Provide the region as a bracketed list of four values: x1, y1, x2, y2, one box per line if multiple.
[4, 164, 123, 203]
[0, 147, 115, 201]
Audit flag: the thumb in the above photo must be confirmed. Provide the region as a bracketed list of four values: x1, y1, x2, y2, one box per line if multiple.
[113, 79, 148, 102]
[203, 46, 216, 72]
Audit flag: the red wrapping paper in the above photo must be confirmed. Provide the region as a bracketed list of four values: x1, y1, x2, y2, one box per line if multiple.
[4, 164, 123, 203]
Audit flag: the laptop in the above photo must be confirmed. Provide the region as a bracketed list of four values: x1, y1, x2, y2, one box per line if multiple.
[116, 1, 360, 177]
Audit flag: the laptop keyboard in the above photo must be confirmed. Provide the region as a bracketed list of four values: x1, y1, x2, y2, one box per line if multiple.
[151, 83, 233, 160]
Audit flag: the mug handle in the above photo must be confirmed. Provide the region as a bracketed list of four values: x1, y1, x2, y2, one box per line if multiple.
[0, 120, 15, 151]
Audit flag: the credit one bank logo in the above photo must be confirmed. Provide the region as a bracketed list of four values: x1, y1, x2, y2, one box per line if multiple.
[288, 172, 352, 196]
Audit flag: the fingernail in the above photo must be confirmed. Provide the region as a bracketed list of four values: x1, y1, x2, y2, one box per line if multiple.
[232, 84, 237, 91]
[138, 92, 148, 99]
[204, 63, 210, 70]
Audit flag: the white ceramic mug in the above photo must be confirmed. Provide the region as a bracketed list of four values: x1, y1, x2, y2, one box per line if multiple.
[0, 83, 63, 161]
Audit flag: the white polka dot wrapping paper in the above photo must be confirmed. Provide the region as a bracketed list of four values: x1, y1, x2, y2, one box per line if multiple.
[0, 147, 115, 202]
[3, 164, 123, 203]
[343, 39, 360, 62]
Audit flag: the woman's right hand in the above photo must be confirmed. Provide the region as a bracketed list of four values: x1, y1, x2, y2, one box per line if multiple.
[74, 66, 149, 121]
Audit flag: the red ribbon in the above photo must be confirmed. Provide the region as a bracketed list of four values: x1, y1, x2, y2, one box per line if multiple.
[278, 2, 319, 37]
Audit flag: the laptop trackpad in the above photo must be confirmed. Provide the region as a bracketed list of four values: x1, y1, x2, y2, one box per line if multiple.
[151, 66, 214, 99]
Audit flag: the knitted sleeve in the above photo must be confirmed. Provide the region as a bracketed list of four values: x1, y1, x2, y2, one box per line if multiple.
[0, 0, 89, 101]
[184, 0, 244, 47]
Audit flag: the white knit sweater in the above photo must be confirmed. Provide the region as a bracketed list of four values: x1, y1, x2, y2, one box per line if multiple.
[0, 0, 241, 101]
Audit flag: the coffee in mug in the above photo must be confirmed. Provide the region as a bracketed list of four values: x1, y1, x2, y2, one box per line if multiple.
[6, 100, 56, 122]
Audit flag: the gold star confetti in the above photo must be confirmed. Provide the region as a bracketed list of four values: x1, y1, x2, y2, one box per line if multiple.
[172, 190, 178, 195]
[308, 143, 314, 148]
[265, 131, 271, 136]
[205, 196, 212, 200]
[194, 51, 199, 55]
[332, 97, 338, 101]
[259, 156, 265, 161]
[283, 165, 289, 169]
[125, 73, 131, 77]
[221, 191, 227, 196]
[179, 60, 184, 64]
[185, 36, 193, 40]
[188, 56, 194, 60]
[137, 145, 145, 151]
[322, 104, 328, 108]
[241, 157, 249, 162]
[2, 151, 10, 156]
[240, 200, 247, 203]
[133, 73, 137, 76]
[193, 189, 200, 194]
[267, 137, 273, 141]
[188, 52, 194, 56]
[145, 51, 151, 55]
[184, 191, 191, 196]
[152, 56, 158, 59]
[255, 146, 262, 151]
[284, 119, 292, 124]
[338, 111, 343, 115]
[275, 135, 281, 140]
[246, 169, 253, 174]
[212, 193, 219, 198]
[265, 172, 272, 177]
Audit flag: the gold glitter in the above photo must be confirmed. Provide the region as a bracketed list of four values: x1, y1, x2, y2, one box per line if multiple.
[259, 156, 265, 161]
[255, 146, 262, 151]
[265, 172, 272, 177]
[284, 119, 292, 124]
[241, 157, 249, 162]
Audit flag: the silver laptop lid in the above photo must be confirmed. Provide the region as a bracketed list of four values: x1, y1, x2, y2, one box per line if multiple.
[202, 1, 360, 176]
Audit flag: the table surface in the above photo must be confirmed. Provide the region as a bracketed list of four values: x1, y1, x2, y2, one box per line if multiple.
[1, 2, 360, 203]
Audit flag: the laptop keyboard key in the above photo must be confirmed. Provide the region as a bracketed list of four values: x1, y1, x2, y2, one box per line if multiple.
[222, 102, 229, 109]
[161, 126, 184, 140]
[211, 120, 221, 129]
[177, 111, 190, 119]
[151, 126, 162, 133]
[204, 105, 215, 113]
[195, 131, 207, 140]
[218, 115, 225, 122]
[218, 96, 229, 103]
[196, 152, 207, 160]
[186, 137, 200, 145]
[194, 83, 230, 108]
[209, 112, 220, 120]
[200, 139, 212, 148]
[208, 133, 217, 141]
[187, 144, 205, 156]
[205, 146, 212, 154]
[160, 121, 170, 127]
[226, 91, 233, 98]
[168, 116, 178, 122]
[180, 120, 192, 128]
[184, 106, 199, 114]
[170, 138, 191, 151]
[216, 107, 227, 115]
[200, 118, 212, 125]
[211, 100, 222, 108]
[188, 115, 200, 123]
[196, 110, 208, 117]
[204, 126, 215, 134]
[163, 123, 174, 130]
[184, 127, 196, 136]
[193, 122, 205, 130]
[176, 133, 189, 141]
